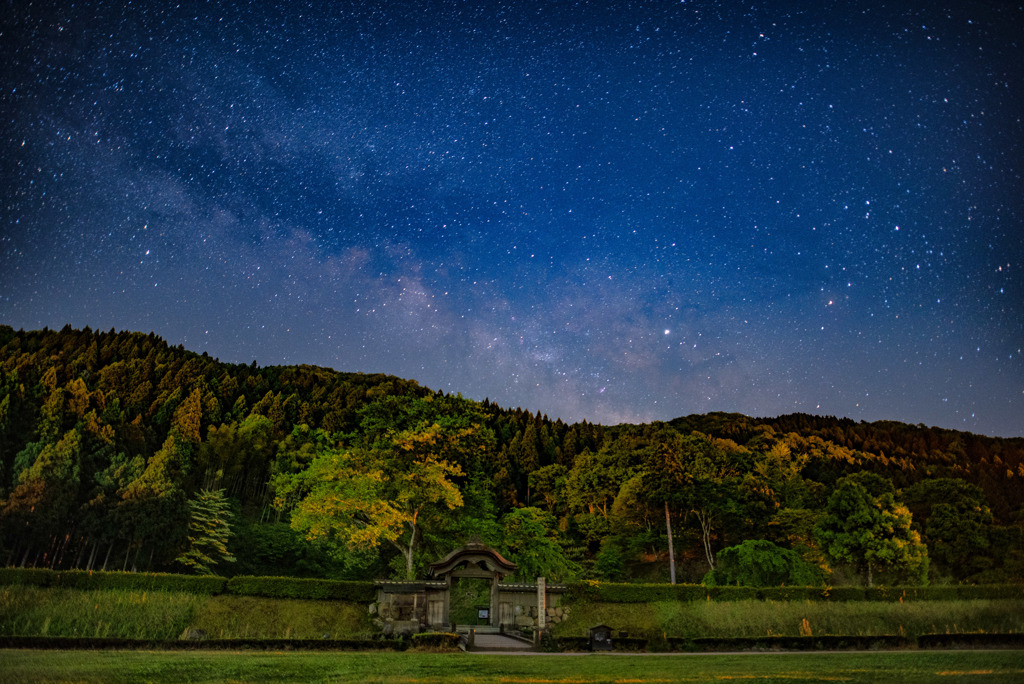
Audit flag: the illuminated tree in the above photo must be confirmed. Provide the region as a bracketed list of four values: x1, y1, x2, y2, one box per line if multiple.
[815, 472, 928, 586]
[274, 423, 469, 579]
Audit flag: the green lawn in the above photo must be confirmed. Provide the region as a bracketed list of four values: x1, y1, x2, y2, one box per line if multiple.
[1, 649, 1023, 683]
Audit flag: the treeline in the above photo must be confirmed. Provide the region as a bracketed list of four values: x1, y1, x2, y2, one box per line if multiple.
[0, 325, 428, 575]
[0, 325, 1021, 585]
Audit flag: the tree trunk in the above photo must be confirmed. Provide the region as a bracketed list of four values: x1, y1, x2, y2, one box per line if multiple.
[665, 500, 676, 585]
[694, 509, 715, 570]
[405, 524, 418, 580]
[86, 541, 98, 571]
[74, 536, 88, 569]
[55, 533, 71, 569]
[866, 562, 873, 588]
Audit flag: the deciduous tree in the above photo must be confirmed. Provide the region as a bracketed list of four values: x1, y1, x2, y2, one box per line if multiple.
[815, 473, 928, 586]
[273, 423, 468, 579]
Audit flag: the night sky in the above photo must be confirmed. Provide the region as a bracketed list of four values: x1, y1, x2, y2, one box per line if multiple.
[2, 2, 1022, 437]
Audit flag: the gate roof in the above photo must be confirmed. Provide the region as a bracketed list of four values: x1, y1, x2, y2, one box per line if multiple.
[428, 541, 517, 578]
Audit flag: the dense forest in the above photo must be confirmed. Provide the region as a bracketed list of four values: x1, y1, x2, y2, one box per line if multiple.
[1, 325, 1021, 585]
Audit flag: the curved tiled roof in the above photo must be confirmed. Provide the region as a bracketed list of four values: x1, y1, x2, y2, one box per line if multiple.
[428, 541, 517, 577]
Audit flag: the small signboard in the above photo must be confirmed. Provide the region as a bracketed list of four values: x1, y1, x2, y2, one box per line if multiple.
[589, 624, 613, 651]
[477, 607, 490, 621]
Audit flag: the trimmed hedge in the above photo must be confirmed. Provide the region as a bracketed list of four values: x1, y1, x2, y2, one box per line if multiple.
[552, 635, 921, 652]
[225, 575, 375, 602]
[759, 586, 829, 601]
[0, 568, 226, 594]
[4, 633, 1022, 652]
[563, 581, 1024, 604]
[0, 569, 377, 602]
[0, 636, 407, 651]
[958, 584, 1024, 600]
[4, 569, 1018, 605]
[0, 567, 53, 586]
[552, 636, 590, 652]
[54, 570, 227, 594]
[819, 587, 867, 601]
[706, 586, 759, 601]
[918, 632, 1024, 649]
[687, 635, 913, 651]
[410, 632, 461, 650]
[566, 582, 709, 603]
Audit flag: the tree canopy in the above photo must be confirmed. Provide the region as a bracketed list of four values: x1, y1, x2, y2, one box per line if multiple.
[0, 325, 1021, 584]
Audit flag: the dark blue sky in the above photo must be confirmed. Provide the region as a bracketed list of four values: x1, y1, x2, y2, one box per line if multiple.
[3, 1, 1022, 436]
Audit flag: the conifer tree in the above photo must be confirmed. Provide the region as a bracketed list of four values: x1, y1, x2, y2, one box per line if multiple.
[176, 488, 235, 575]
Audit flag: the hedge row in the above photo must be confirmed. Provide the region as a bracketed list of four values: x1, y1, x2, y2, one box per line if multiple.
[224, 575, 375, 601]
[2, 569, 1018, 604]
[409, 632, 462, 650]
[0, 568, 225, 594]
[0, 636, 407, 651]
[5, 633, 1021, 652]
[552, 634, 1023, 652]
[0, 568, 375, 602]
[684, 635, 913, 652]
[564, 582, 1024, 603]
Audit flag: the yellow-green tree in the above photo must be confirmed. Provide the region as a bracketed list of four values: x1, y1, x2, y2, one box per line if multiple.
[273, 423, 467, 579]
[815, 472, 928, 586]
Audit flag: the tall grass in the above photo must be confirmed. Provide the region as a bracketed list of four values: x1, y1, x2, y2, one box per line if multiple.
[0, 586, 200, 639]
[189, 595, 373, 639]
[0, 586, 372, 640]
[553, 599, 1024, 639]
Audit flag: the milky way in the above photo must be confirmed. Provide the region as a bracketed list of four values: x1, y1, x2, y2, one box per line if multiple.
[2, 1, 1022, 436]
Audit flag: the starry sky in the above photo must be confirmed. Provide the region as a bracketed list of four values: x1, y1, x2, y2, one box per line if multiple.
[2, 1, 1022, 437]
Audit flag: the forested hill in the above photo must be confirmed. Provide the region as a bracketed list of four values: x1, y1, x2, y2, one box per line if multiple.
[669, 412, 1024, 522]
[1, 325, 1021, 584]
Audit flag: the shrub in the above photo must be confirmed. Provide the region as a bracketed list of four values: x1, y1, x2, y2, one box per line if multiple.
[410, 632, 461, 650]
[553, 636, 590, 651]
[615, 636, 650, 651]
[225, 575, 374, 601]
[918, 632, 1024, 649]
[704, 540, 827, 587]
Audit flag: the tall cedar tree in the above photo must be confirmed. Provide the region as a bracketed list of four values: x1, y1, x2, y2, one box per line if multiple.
[176, 488, 236, 575]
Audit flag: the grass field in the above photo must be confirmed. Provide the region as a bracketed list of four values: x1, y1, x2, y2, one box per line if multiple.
[0, 586, 373, 639]
[6, 585, 1023, 642]
[552, 599, 1024, 639]
[1, 649, 1023, 683]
